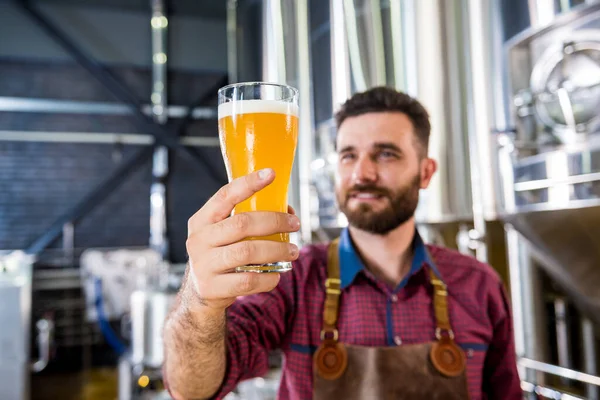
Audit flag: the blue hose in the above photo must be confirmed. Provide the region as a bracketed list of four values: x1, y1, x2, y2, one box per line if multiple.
[94, 278, 127, 355]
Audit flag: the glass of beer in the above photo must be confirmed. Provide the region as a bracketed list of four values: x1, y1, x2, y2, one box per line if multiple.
[217, 82, 299, 273]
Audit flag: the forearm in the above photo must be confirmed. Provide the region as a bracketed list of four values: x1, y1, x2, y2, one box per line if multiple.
[163, 282, 228, 400]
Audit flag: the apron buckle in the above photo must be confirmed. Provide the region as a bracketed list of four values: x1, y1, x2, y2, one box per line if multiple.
[435, 327, 455, 340]
[320, 329, 339, 341]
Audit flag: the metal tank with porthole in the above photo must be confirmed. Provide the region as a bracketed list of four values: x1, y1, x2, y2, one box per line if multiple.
[500, 2, 600, 326]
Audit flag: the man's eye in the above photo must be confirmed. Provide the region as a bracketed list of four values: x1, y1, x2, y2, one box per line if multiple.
[379, 151, 396, 159]
[340, 153, 355, 161]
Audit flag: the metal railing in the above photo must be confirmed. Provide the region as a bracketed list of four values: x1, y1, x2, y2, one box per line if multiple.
[520, 357, 600, 400]
[521, 381, 584, 399]
[520, 358, 600, 387]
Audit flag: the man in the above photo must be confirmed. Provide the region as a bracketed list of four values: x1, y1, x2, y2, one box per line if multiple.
[163, 87, 522, 399]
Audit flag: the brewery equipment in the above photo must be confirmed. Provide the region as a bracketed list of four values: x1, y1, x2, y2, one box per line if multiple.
[501, 1, 600, 328]
[80, 247, 176, 400]
[227, 0, 600, 397]
[0, 251, 46, 400]
[498, 2, 600, 397]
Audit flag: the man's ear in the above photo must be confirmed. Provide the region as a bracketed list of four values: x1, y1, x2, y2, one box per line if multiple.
[419, 157, 437, 189]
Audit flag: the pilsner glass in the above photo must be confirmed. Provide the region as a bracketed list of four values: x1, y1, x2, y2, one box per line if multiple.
[217, 82, 299, 273]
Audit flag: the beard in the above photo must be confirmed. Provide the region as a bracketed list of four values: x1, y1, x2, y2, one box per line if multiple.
[337, 174, 421, 235]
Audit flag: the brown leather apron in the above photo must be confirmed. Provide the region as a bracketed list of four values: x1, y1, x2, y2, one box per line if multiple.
[313, 238, 470, 400]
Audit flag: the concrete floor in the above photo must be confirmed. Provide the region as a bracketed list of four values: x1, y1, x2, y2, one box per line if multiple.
[32, 368, 119, 400]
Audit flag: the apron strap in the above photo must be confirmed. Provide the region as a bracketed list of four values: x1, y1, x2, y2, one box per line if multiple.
[318, 237, 466, 380]
[321, 238, 455, 341]
[428, 268, 455, 340]
[321, 238, 341, 341]
[426, 253, 466, 378]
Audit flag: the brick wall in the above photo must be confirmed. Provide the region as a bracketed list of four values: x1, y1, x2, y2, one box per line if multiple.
[0, 141, 152, 249]
[0, 59, 227, 263]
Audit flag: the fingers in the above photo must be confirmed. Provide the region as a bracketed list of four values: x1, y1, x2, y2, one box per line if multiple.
[186, 238, 297, 308]
[188, 168, 275, 233]
[196, 240, 299, 274]
[207, 211, 300, 247]
[182, 168, 302, 311]
[287, 205, 296, 215]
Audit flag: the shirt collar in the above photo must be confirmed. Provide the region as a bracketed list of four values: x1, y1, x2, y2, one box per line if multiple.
[338, 227, 440, 290]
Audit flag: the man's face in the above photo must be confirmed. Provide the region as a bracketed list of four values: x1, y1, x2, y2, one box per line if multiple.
[335, 112, 436, 235]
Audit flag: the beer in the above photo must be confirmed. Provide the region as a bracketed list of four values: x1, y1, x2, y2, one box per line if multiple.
[218, 98, 298, 269]
[218, 83, 299, 272]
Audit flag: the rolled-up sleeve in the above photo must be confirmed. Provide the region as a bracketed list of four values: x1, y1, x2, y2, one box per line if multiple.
[208, 270, 297, 399]
[483, 282, 522, 399]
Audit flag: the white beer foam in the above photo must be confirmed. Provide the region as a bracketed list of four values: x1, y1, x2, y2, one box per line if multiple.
[218, 99, 299, 119]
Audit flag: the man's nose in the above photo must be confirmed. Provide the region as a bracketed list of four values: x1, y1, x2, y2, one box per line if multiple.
[352, 155, 377, 183]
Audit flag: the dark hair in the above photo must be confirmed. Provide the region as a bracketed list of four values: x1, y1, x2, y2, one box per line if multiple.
[335, 87, 431, 155]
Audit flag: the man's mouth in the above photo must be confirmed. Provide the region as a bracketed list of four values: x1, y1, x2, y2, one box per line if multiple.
[349, 192, 385, 201]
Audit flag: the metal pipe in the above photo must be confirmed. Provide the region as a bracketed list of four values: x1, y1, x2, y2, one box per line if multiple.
[402, 0, 418, 97]
[331, 0, 351, 110]
[150, 0, 168, 127]
[366, 0, 386, 86]
[582, 318, 599, 400]
[31, 318, 54, 373]
[0, 96, 216, 118]
[343, 0, 367, 92]
[150, 148, 169, 258]
[150, 0, 169, 260]
[505, 225, 527, 377]
[226, 0, 238, 84]
[513, 171, 600, 191]
[546, 150, 571, 207]
[506, 225, 548, 383]
[489, 0, 513, 212]
[295, 0, 315, 245]
[489, 0, 510, 133]
[0, 131, 220, 146]
[519, 357, 600, 387]
[464, 0, 499, 261]
[262, 0, 286, 83]
[497, 134, 516, 212]
[118, 356, 132, 400]
[413, 0, 448, 224]
[388, 0, 405, 91]
[554, 297, 572, 386]
[440, 0, 472, 223]
[62, 222, 74, 265]
[521, 381, 585, 399]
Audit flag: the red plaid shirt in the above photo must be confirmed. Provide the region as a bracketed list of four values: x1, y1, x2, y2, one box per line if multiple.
[173, 229, 522, 399]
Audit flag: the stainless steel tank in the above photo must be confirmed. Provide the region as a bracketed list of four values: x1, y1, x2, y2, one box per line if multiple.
[312, 0, 477, 228]
[228, 0, 507, 261]
[0, 252, 33, 400]
[500, 1, 600, 326]
[306, 0, 508, 265]
[118, 259, 176, 400]
[130, 289, 175, 369]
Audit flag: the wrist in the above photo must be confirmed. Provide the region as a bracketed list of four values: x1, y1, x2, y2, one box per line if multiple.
[166, 297, 226, 345]
[184, 276, 231, 313]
